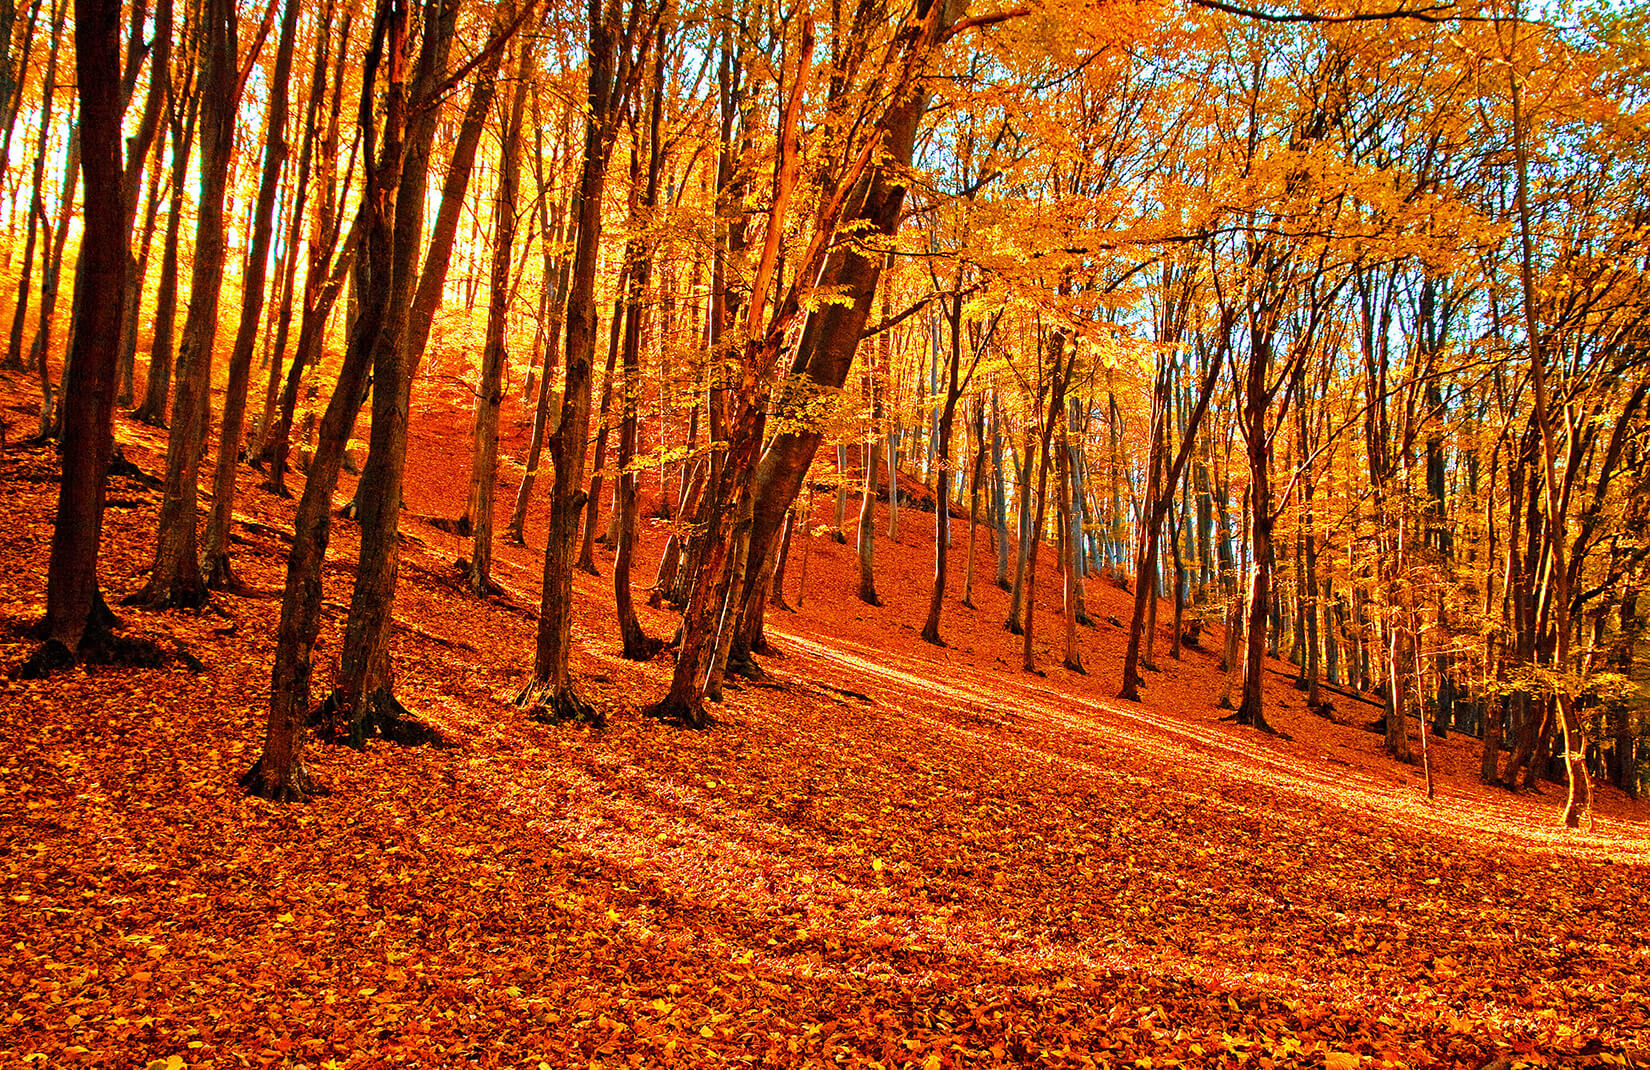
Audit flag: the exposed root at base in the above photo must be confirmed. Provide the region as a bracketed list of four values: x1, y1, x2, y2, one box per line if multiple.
[520, 684, 604, 728]
[621, 635, 667, 662]
[727, 648, 764, 680]
[14, 625, 175, 679]
[315, 689, 452, 748]
[240, 757, 331, 802]
[641, 694, 715, 730]
[123, 575, 212, 612]
[1218, 708, 1291, 740]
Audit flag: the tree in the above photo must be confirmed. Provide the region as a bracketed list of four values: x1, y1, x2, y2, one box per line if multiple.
[23, 0, 127, 674]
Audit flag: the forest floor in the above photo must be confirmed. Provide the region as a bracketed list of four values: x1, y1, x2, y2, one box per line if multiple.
[2, 366, 1649, 1069]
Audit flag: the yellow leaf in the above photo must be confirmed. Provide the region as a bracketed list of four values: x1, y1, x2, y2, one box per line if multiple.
[872, 858, 885, 873]
[1326, 1053, 1360, 1070]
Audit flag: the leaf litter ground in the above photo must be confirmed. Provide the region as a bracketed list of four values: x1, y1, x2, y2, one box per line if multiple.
[1, 370, 1647, 1069]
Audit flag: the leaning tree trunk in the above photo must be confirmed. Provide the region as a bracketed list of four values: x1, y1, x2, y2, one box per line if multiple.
[726, 0, 959, 660]
[129, 0, 238, 611]
[28, 0, 127, 672]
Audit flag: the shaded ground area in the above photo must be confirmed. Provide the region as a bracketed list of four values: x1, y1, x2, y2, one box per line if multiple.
[2, 369, 1647, 1069]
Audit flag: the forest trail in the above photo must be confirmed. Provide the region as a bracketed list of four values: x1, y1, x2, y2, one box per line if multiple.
[3, 371, 1648, 1068]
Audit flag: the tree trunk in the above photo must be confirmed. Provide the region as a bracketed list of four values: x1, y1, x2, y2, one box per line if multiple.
[28, 0, 126, 671]
[129, 0, 238, 610]
[508, 113, 571, 546]
[329, 0, 458, 744]
[203, 0, 300, 590]
[522, 0, 637, 723]
[962, 394, 984, 608]
[615, 52, 662, 661]
[2, 0, 66, 377]
[575, 287, 624, 573]
[463, 39, 528, 596]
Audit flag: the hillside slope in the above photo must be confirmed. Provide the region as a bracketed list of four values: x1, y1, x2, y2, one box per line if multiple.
[2, 370, 1647, 1068]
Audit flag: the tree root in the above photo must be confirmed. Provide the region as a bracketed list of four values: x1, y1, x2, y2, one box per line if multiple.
[519, 682, 604, 728]
[240, 756, 331, 802]
[316, 688, 452, 748]
[124, 574, 211, 612]
[620, 634, 666, 662]
[727, 646, 764, 680]
[1218, 707, 1291, 740]
[641, 693, 715, 730]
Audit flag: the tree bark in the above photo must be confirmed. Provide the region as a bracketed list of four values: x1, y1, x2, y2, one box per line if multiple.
[463, 39, 529, 596]
[522, 0, 643, 723]
[203, 0, 301, 590]
[129, 0, 238, 610]
[29, 0, 127, 670]
[330, 0, 458, 744]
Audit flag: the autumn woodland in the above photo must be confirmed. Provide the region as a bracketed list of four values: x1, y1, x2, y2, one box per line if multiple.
[2, 0, 1649, 1063]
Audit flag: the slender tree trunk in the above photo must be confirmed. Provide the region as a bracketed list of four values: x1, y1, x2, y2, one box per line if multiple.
[857, 422, 882, 605]
[614, 51, 662, 660]
[329, 0, 458, 744]
[130, 0, 239, 610]
[575, 286, 624, 572]
[962, 394, 984, 608]
[522, 0, 637, 723]
[3, 0, 65, 376]
[463, 39, 529, 595]
[508, 120, 571, 546]
[1057, 405, 1082, 673]
[203, 0, 300, 590]
[133, 71, 198, 426]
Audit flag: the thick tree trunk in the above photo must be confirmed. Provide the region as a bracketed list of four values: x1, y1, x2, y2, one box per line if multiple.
[29, 0, 126, 670]
[727, 11, 953, 659]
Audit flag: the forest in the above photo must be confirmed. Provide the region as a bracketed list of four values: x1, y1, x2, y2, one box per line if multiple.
[2, 0, 1649, 1063]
